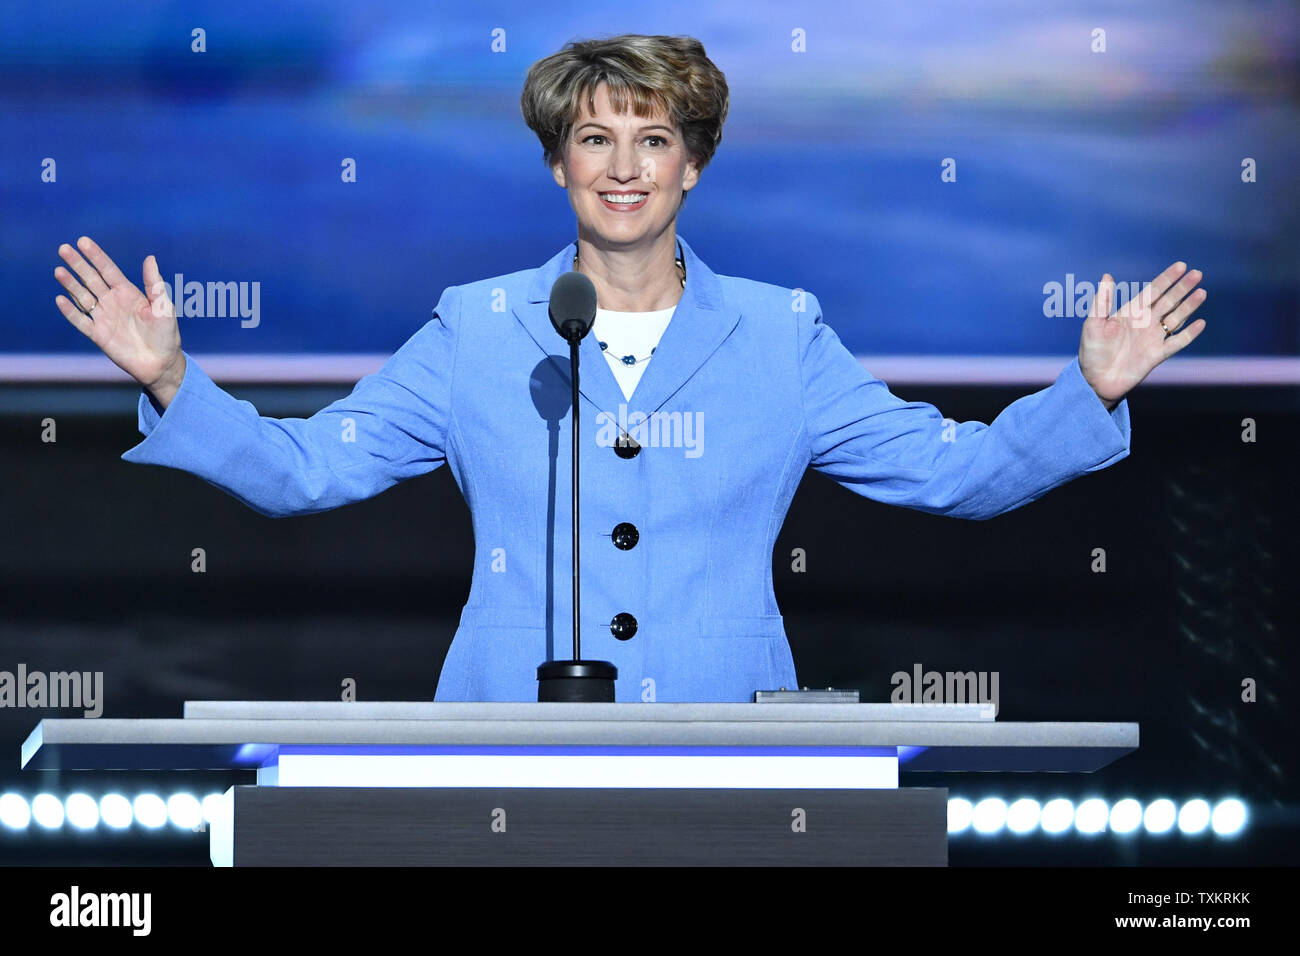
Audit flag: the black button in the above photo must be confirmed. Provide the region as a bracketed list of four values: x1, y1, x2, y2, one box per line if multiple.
[610, 612, 638, 641]
[614, 432, 641, 459]
[612, 522, 639, 550]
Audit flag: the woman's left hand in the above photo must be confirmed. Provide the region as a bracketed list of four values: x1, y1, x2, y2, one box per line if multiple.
[1079, 261, 1207, 409]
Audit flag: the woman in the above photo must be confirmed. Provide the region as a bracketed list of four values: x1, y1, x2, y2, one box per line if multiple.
[52, 34, 1206, 703]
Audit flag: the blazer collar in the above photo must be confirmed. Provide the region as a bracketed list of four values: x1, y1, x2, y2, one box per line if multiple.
[514, 233, 740, 415]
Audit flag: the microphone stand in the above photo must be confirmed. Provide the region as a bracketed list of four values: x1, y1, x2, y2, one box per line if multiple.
[537, 291, 618, 702]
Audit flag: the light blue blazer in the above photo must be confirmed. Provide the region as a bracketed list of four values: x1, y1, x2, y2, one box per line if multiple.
[122, 234, 1131, 703]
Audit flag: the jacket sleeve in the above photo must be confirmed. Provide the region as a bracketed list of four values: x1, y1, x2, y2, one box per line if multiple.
[798, 291, 1131, 520]
[120, 285, 461, 518]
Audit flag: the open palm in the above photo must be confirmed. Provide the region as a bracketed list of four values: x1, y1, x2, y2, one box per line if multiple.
[54, 236, 183, 391]
[1079, 261, 1207, 406]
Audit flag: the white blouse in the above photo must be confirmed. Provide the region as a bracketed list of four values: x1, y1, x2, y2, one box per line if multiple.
[592, 305, 676, 401]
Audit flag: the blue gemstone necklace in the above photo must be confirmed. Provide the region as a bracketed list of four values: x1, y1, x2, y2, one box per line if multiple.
[573, 246, 685, 367]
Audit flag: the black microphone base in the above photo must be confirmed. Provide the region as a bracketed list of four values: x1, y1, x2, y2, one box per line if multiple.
[537, 660, 618, 702]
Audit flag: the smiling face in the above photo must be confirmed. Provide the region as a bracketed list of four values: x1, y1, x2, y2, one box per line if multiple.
[551, 82, 700, 250]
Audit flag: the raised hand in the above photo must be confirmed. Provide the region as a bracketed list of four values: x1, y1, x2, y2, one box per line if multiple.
[54, 236, 186, 404]
[1078, 261, 1207, 408]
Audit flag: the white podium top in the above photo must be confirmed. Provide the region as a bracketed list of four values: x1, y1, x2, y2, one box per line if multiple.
[21, 701, 1138, 773]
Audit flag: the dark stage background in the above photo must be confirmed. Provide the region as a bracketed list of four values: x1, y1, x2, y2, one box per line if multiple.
[1, 381, 1294, 865]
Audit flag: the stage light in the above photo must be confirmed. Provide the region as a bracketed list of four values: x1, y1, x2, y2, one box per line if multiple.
[1108, 798, 1142, 834]
[1143, 798, 1177, 834]
[64, 793, 99, 830]
[947, 797, 973, 834]
[972, 797, 1007, 834]
[201, 792, 225, 824]
[0, 793, 31, 830]
[1074, 798, 1108, 834]
[1040, 798, 1074, 834]
[1211, 799, 1246, 837]
[99, 794, 133, 830]
[31, 793, 64, 829]
[1005, 798, 1040, 834]
[166, 793, 202, 829]
[132, 794, 167, 829]
[1178, 799, 1211, 835]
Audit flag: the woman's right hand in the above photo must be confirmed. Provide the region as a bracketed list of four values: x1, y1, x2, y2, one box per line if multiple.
[54, 236, 186, 407]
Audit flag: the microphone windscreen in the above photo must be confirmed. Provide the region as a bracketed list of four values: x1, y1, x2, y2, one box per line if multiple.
[549, 270, 598, 341]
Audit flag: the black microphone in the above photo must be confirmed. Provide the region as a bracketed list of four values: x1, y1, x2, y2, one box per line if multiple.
[536, 268, 618, 702]
[547, 270, 598, 343]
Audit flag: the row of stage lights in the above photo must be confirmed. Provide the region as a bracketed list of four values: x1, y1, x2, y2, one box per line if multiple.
[0, 792, 1249, 837]
[0, 792, 225, 831]
[948, 797, 1247, 836]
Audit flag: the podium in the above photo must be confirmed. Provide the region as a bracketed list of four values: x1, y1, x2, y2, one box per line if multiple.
[21, 702, 1137, 866]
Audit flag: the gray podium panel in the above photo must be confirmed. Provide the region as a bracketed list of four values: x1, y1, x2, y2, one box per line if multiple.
[227, 786, 949, 866]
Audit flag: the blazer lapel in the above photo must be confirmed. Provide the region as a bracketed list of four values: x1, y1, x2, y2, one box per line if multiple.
[511, 233, 741, 416]
[512, 240, 626, 417]
[629, 234, 740, 414]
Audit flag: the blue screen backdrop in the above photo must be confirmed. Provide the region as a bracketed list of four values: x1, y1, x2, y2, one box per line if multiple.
[2, 0, 1296, 376]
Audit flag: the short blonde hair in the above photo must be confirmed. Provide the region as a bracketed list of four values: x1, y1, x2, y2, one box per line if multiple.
[520, 34, 729, 193]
